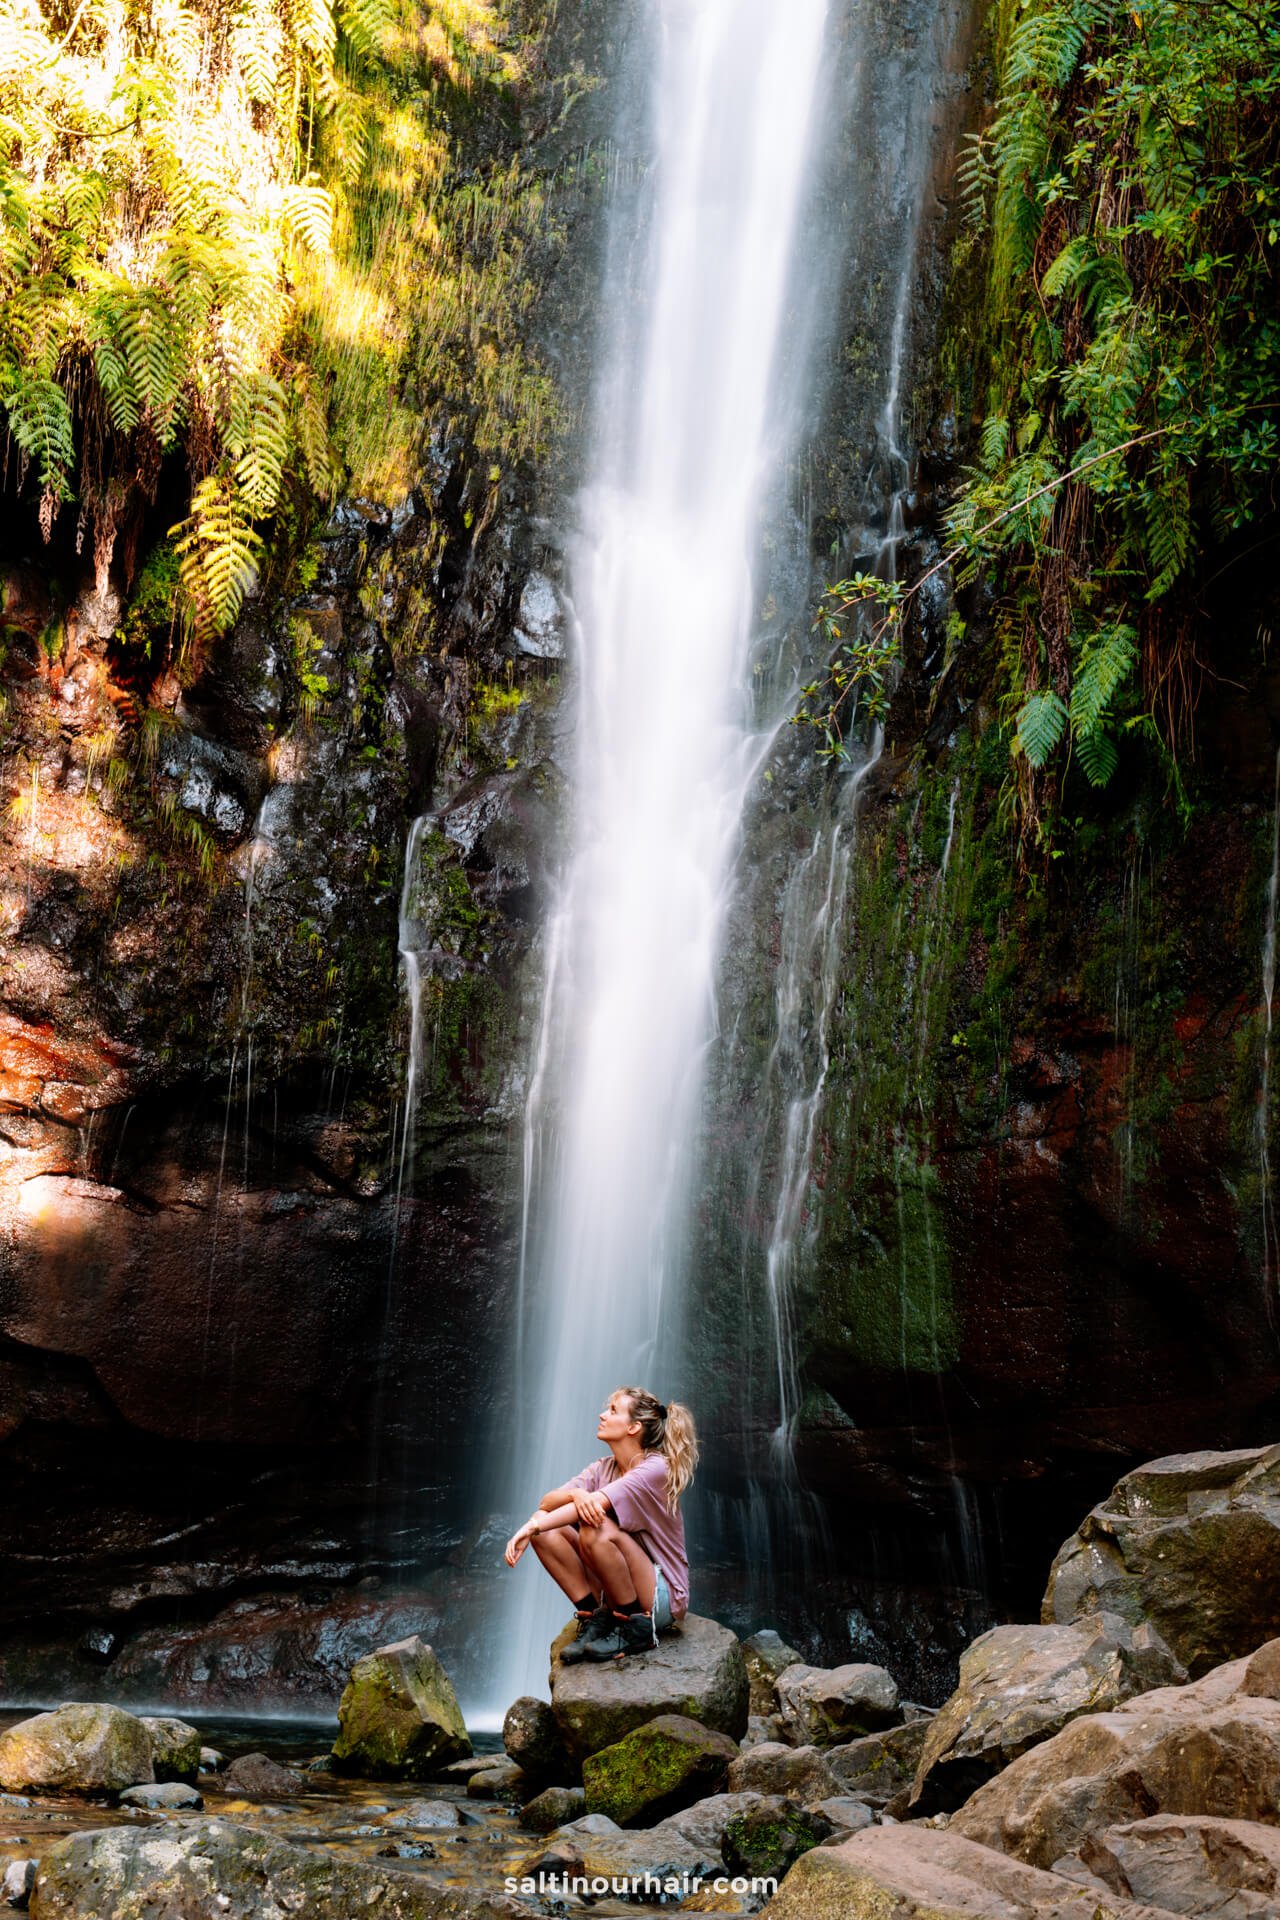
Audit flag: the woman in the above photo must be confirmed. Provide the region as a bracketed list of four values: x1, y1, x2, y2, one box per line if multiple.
[503, 1386, 698, 1662]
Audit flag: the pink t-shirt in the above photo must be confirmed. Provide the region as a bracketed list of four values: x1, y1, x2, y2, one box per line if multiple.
[566, 1452, 689, 1621]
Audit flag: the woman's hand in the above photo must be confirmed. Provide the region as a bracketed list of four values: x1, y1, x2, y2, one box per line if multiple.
[572, 1488, 610, 1527]
[504, 1523, 533, 1567]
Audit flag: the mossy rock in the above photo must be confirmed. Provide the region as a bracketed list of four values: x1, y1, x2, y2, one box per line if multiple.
[551, 1613, 749, 1763]
[331, 1635, 472, 1780]
[721, 1795, 830, 1878]
[0, 1704, 153, 1796]
[581, 1714, 738, 1827]
[140, 1716, 202, 1785]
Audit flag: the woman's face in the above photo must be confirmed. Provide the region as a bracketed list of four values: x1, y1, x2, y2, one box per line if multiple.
[597, 1392, 639, 1445]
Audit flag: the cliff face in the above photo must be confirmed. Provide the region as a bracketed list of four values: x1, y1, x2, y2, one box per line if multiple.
[1, 0, 1277, 1714]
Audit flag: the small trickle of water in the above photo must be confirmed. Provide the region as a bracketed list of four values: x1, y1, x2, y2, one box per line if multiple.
[393, 815, 429, 1201]
[1259, 749, 1280, 1293]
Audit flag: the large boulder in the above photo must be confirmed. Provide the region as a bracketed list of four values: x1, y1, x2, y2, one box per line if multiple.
[727, 1742, 840, 1806]
[826, 1720, 930, 1808]
[759, 1825, 1179, 1918]
[0, 1704, 153, 1795]
[952, 1638, 1280, 1871]
[741, 1631, 803, 1716]
[1043, 1446, 1280, 1676]
[581, 1714, 738, 1826]
[139, 1716, 201, 1785]
[550, 1613, 747, 1763]
[30, 1817, 528, 1919]
[909, 1615, 1186, 1814]
[1077, 1813, 1280, 1914]
[775, 1663, 899, 1748]
[649, 1791, 778, 1854]
[332, 1636, 471, 1779]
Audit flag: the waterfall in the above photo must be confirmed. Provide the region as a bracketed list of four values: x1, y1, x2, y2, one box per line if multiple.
[492, 0, 834, 1706]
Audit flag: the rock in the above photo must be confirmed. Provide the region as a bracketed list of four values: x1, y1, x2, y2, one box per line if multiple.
[952, 1638, 1280, 1870]
[1, 1859, 34, 1910]
[519, 1811, 715, 1888]
[775, 1663, 900, 1748]
[118, 1781, 204, 1809]
[551, 1613, 748, 1763]
[332, 1636, 472, 1779]
[432, 1757, 498, 1781]
[826, 1720, 930, 1807]
[808, 1796, 874, 1835]
[466, 1761, 526, 1799]
[0, 1704, 153, 1795]
[582, 1714, 739, 1827]
[721, 1796, 833, 1878]
[140, 1715, 202, 1784]
[512, 572, 564, 658]
[760, 1824, 1178, 1917]
[742, 1632, 804, 1716]
[727, 1742, 840, 1805]
[30, 1816, 529, 1918]
[1043, 1445, 1280, 1676]
[502, 1695, 571, 1783]
[221, 1752, 304, 1799]
[200, 1747, 228, 1772]
[909, 1615, 1187, 1815]
[1078, 1813, 1280, 1914]
[652, 1792, 775, 1854]
[383, 1799, 472, 1829]
[743, 1714, 786, 1747]
[521, 1785, 586, 1832]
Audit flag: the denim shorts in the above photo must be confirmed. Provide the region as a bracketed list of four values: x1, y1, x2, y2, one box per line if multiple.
[651, 1564, 673, 1632]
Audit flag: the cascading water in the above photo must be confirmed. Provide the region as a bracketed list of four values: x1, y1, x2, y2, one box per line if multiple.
[1260, 748, 1280, 1295]
[491, 0, 835, 1707]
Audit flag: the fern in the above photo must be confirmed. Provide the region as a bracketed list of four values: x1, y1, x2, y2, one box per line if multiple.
[1144, 471, 1192, 599]
[1070, 622, 1138, 735]
[1, 367, 73, 490]
[1075, 724, 1118, 786]
[1015, 689, 1069, 767]
[173, 475, 262, 634]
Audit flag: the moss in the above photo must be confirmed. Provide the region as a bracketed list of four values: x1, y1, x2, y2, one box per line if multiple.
[581, 1716, 735, 1827]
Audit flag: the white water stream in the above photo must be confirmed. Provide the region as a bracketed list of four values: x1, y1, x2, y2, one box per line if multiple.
[492, 0, 833, 1706]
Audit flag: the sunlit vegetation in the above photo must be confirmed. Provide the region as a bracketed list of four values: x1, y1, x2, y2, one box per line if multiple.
[0, 0, 559, 654]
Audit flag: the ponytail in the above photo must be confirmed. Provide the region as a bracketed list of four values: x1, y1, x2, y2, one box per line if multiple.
[614, 1385, 699, 1514]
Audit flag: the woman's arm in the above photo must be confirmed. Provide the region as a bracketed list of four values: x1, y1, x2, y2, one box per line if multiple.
[504, 1499, 586, 1569]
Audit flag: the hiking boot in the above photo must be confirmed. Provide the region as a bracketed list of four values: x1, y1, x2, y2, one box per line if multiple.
[617, 1608, 658, 1656]
[579, 1608, 657, 1662]
[560, 1605, 615, 1664]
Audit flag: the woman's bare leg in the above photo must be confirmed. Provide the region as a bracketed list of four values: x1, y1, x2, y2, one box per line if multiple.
[531, 1527, 598, 1605]
[578, 1519, 656, 1611]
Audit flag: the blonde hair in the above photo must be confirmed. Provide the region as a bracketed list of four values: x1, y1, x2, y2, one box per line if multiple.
[613, 1386, 698, 1514]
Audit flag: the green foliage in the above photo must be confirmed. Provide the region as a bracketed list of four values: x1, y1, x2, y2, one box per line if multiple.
[951, 0, 1280, 819]
[0, 0, 560, 647]
[796, 573, 904, 758]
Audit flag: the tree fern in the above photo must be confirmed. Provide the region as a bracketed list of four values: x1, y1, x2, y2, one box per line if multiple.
[1070, 621, 1138, 735]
